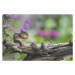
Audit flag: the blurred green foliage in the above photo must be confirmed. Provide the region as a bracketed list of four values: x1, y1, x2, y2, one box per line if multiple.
[65, 58, 72, 61]
[2, 14, 73, 61]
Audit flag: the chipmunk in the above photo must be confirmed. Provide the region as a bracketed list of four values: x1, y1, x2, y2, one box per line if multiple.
[13, 29, 30, 60]
[13, 29, 28, 46]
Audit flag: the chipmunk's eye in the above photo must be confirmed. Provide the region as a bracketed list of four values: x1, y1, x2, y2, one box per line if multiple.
[24, 32, 26, 34]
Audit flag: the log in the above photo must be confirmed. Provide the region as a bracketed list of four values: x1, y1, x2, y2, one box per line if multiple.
[3, 40, 73, 61]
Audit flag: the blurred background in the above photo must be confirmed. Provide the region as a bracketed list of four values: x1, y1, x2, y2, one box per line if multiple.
[2, 14, 73, 61]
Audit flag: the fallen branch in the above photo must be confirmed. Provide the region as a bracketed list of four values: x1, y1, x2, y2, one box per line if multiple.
[3, 40, 73, 61]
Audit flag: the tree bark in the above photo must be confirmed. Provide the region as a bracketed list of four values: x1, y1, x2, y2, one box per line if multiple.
[3, 40, 73, 61]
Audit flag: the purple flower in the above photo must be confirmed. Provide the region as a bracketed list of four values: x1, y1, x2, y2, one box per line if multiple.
[14, 15, 18, 19]
[24, 18, 31, 23]
[3, 24, 10, 28]
[19, 23, 29, 30]
[24, 23, 29, 29]
[6, 14, 12, 18]
[49, 30, 58, 36]
[19, 19, 30, 30]
[36, 29, 58, 37]
[36, 29, 49, 36]
[6, 37, 10, 41]
[19, 23, 25, 30]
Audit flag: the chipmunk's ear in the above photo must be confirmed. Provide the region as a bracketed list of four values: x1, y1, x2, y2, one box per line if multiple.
[21, 29, 23, 32]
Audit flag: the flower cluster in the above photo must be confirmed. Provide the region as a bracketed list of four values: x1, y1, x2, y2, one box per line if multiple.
[14, 15, 18, 19]
[12, 18, 31, 33]
[49, 30, 58, 36]
[19, 18, 30, 30]
[6, 14, 12, 18]
[24, 18, 31, 23]
[36, 29, 58, 37]
[3, 24, 10, 28]
[2, 14, 12, 22]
